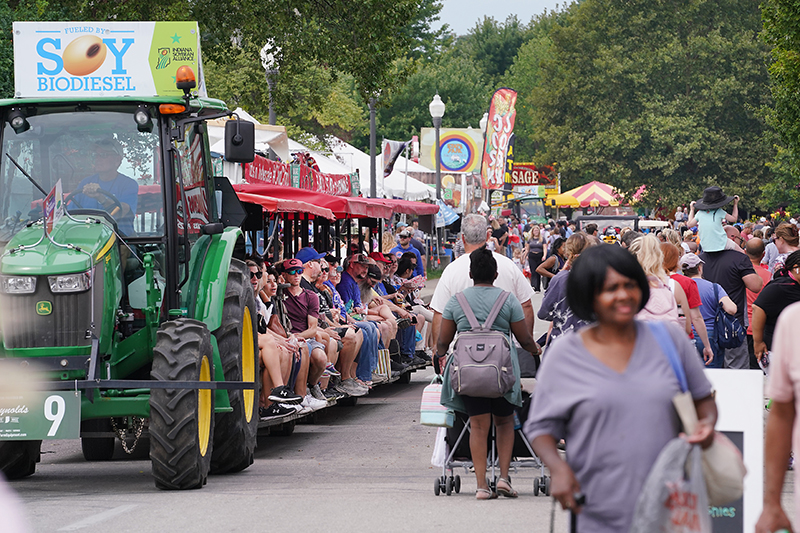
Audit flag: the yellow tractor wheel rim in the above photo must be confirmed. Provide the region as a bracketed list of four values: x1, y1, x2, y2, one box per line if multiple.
[241, 307, 256, 423]
[198, 355, 212, 457]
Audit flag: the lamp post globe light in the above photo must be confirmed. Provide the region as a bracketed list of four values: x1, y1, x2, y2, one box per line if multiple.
[260, 41, 280, 127]
[429, 94, 445, 201]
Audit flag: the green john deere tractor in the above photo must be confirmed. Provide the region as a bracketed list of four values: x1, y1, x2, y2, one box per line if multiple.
[0, 70, 260, 489]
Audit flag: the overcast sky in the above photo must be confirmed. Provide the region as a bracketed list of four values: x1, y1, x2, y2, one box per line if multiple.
[433, 0, 564, 36]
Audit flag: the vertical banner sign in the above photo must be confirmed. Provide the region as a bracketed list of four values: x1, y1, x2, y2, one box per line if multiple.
[382, 139, 408, 178]
[480, 88, 518, 190]
[503, 133, 515, 195]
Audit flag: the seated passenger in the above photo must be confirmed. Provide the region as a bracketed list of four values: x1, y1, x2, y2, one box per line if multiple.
[282, 257, 329, 412]
[248, 262, 303, 420]
[71, 139, 138, 235]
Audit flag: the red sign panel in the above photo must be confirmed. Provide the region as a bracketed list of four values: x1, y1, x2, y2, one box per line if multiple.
[244, 154, 351, 196]
[510, 163, 558, 187]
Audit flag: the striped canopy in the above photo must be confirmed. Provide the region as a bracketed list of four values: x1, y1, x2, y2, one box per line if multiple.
[548, 181, 621, 208]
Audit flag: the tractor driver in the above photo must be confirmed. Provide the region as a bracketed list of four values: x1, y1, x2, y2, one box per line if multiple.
[72, 139, 138, 236]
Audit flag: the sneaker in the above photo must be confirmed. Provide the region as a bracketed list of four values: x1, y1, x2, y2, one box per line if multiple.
[390, 359, 407, 372]
[310, 384, 327, 402]
[268, 385, 303, 404]
[323, 387, 343, 400]
[325, 363, 341, 377]
[302, 393, 328, 412]
[260, 403, 295, 420]
[371, 371, 388, 384]
[337, 378, 367, 397]
[396, 317, 412, 329]
[411, 356, 428, 367]
[279, 403, 302, 413]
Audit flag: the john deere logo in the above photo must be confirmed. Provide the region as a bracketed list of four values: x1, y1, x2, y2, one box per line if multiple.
[36, 301, 52, 316]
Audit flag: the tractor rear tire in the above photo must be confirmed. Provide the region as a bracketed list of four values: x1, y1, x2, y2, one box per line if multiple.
[0, 440, 40, 480]
[149, 319, 215, 490]
[210, 259, 259, 475]
[81, 418, 116, 461]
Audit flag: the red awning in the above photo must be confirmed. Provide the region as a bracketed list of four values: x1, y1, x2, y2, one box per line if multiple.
[236, 192, 335, 220]
[233, 183, 394, 219]
[374, 198, 439, 216]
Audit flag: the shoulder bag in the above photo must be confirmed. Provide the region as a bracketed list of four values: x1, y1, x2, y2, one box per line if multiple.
[648, 321, 746, 506]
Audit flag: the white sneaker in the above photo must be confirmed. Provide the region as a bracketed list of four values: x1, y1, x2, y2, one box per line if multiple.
[302, 393, 327, 412]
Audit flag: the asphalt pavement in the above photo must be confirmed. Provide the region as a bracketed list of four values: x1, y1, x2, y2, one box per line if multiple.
[3, 282, 794, 532]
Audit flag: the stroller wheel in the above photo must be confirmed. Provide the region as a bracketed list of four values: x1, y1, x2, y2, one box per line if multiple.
[454, 475, 461, 493]
[434, 477, 441, 496]
[533, 477, 541, 496]
[544, 476, 551, 496]
[445, 476, 453, 496]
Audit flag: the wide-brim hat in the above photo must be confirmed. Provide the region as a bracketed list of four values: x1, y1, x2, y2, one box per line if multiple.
[695, 186, 734, 211]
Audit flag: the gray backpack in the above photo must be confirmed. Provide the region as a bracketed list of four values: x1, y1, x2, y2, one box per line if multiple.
[449, 291, 514, 398]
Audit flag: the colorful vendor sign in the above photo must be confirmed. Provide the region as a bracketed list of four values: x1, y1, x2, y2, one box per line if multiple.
[13, 21, 205, 98]
[480, 88, 518, 190]
[511, 163, 559, 190]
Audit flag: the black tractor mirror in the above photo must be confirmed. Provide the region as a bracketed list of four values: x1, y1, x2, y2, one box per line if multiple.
[224, 116, 255, 163]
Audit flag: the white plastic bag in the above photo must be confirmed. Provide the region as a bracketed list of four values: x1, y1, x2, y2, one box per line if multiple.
[630, 438, 712, 533]
[430, 427, 448, 468]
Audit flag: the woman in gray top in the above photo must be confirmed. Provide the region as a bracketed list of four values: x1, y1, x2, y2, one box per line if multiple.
[525, 244, 717, 532]
[438, 247, 541, 500]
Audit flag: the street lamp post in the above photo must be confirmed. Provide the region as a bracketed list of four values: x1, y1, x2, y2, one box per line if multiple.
[429, 94, 446, 200]
[261, 42, 280, 159]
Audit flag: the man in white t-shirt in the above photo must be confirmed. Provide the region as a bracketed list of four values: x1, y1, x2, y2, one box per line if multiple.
[430, 214, 535, 367]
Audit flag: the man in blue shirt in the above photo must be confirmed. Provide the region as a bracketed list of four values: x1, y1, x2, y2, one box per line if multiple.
[391, 229, 423, 277]
[72, 139, 138, 235]
[335, 253, 382, 384]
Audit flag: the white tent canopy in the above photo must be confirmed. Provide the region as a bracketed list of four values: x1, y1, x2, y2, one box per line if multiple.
[326, 137, 435, 200]
[207, 107, 291, 162]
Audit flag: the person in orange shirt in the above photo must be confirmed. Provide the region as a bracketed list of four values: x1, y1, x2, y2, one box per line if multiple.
[745, 238, 772, 369]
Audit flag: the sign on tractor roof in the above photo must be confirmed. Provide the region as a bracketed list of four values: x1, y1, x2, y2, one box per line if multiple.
[13, 21, 206, 99]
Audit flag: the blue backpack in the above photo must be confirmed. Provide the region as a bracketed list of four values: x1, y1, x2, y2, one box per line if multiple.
[713, 284, 745, 349]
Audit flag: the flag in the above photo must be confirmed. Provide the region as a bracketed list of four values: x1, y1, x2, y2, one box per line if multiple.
[480, 88, 518, 190]
[435, 199, 460, 228]
[382, 139, 408, 178]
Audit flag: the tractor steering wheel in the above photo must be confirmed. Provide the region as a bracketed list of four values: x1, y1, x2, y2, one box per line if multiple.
[65, 187, 123, 218]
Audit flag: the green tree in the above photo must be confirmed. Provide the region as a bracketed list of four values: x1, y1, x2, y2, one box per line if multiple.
[504, 7, 574, 161]
[529, 0, 774, 209]
[453, 15, 532, 87]
[349, 53, 492, 149]
[763, 0, 800, 202]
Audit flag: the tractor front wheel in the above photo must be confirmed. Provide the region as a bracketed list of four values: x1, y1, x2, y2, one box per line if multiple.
[0, 440, 40, 480]
[149, 319, 215, 490]
[211, 259, 259, 474]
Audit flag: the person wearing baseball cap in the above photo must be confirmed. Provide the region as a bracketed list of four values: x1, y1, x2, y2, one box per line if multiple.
[281, 255, 329, 412]
[72, 137, 138, 235]
[390, 229, 423, 277]
[680, 252, 739, 369]
[295, 246, 327, 265]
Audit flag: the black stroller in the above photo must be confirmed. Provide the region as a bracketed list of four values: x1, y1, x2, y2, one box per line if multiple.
[432, 390, 550, 497]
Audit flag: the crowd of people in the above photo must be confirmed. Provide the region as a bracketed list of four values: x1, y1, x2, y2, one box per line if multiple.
[425, 187, 800, 532]
[246, 220, 436, 421]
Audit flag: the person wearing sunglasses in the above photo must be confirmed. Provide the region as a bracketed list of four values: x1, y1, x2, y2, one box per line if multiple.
[280, 257, 329, 412]
[295, 247, 361, 400]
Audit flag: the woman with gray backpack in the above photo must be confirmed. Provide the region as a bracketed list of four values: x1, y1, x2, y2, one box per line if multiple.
[437, 246, 541, 500]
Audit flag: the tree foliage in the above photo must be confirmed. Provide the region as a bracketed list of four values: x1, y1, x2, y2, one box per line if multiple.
[527, 0, 774, 208]
[763, 0, 800, 203]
